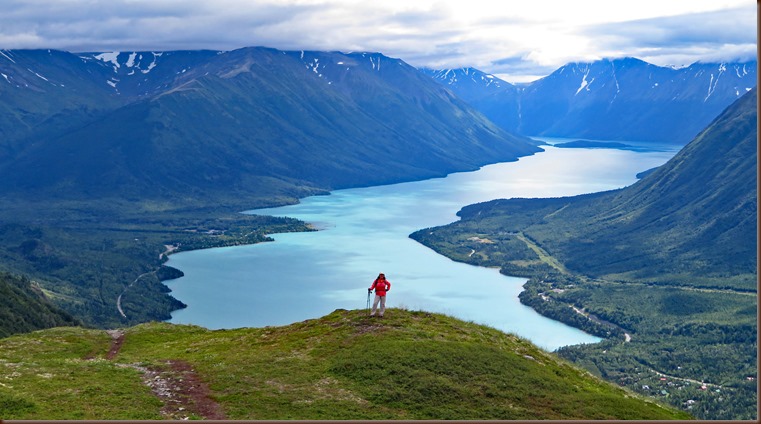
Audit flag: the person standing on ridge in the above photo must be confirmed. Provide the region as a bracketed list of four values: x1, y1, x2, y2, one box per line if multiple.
[368, 273, 391, 317]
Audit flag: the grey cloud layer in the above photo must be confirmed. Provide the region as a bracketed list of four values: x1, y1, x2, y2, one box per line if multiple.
[584, 6, 756, 63]
[0, 0, 755, 81]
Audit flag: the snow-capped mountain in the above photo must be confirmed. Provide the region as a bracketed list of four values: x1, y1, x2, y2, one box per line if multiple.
[0, 47, 538, 205]
[419, 67, 515, 102]
[419, 67, 523, 134]
[426, 57, 757, 144]
[79, 50, 222, 97]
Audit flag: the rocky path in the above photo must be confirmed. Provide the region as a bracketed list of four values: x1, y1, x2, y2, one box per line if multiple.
[104, 329, 226, 420]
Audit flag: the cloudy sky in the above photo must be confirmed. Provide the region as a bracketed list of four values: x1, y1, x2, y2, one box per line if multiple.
[0, 0, 756, 82]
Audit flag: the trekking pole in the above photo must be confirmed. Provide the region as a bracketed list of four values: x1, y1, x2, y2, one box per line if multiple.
[366, 289, 371, 315]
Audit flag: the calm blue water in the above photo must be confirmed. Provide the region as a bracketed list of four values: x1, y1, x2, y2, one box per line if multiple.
[165, 141, 678, 351]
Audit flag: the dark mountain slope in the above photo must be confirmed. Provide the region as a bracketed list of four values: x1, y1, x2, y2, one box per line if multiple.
[567, 86, 758, 280]
[438, 87, 757, 286]
[0, 272, 80, 338]
[420, 67, 523, 132]
[0, 49, 122, 155]
[1, 47, 540, 208]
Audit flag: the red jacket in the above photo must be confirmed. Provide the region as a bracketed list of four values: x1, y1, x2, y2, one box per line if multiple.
[370, 278, 391, 296]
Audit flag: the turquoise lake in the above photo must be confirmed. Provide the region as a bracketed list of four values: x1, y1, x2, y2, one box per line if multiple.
[165, 139, 679, 351]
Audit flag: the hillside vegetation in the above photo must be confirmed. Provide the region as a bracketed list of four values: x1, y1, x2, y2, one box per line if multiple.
[0, 272, 80, 338]
[0, 213, 312, 329]
[410, 89, 757, 419]
[0, 309, 691, 420]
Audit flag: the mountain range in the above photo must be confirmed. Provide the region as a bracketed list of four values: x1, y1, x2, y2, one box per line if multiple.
[422, 58, 756, 144]
[0, 47, 539, 212]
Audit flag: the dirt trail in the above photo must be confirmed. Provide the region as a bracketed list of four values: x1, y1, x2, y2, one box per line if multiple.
[105, 330, 125, 359]
[104, 330, 226, 420]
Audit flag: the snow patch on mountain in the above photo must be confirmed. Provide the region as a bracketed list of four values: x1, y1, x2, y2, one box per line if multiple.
[704, 63, 726, 102]
[370, 56, 380, 71]
[91, 51, 164, 75]
[126, 52, 137, 68]
[141, 52, 162, 74]
[425, 68, 506, 90]
[95, 52, 121, 71]
[28, 69, 49, 82]
[0, 50, 17, 63]
[575, 69, 593, 95]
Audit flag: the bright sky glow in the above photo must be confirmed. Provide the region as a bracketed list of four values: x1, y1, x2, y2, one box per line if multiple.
[0, 0, 755, 83]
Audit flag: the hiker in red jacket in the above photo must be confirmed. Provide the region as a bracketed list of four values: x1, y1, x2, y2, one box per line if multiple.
[368, 273, 391, 317]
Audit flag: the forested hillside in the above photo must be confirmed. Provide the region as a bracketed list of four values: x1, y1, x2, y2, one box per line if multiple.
[0, 272, 80, 338]
[411, 89, 757, 419]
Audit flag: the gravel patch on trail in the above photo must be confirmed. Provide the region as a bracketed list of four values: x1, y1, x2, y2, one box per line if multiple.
[104, 330, 226, 420]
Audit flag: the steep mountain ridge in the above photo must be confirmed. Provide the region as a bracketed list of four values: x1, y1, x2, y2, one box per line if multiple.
[0, 47, 540, 210]
[420, 67, 516, 102]
[573, 87, 758, 278]
[82, 49, 222, 98]
[433, 87, 757, 284]
[426, 58, 756, 143]
[420, 66, 523, 131]
[0, 49, 122, 154]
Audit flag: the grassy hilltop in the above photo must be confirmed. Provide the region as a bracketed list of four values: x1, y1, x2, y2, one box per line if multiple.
[0, 308, 690, 420]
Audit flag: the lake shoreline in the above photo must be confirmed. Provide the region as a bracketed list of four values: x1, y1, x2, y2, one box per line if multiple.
[163, 142, 678, 350]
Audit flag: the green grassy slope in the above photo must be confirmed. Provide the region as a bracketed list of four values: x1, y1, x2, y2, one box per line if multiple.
[0, 309, 690, 420]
